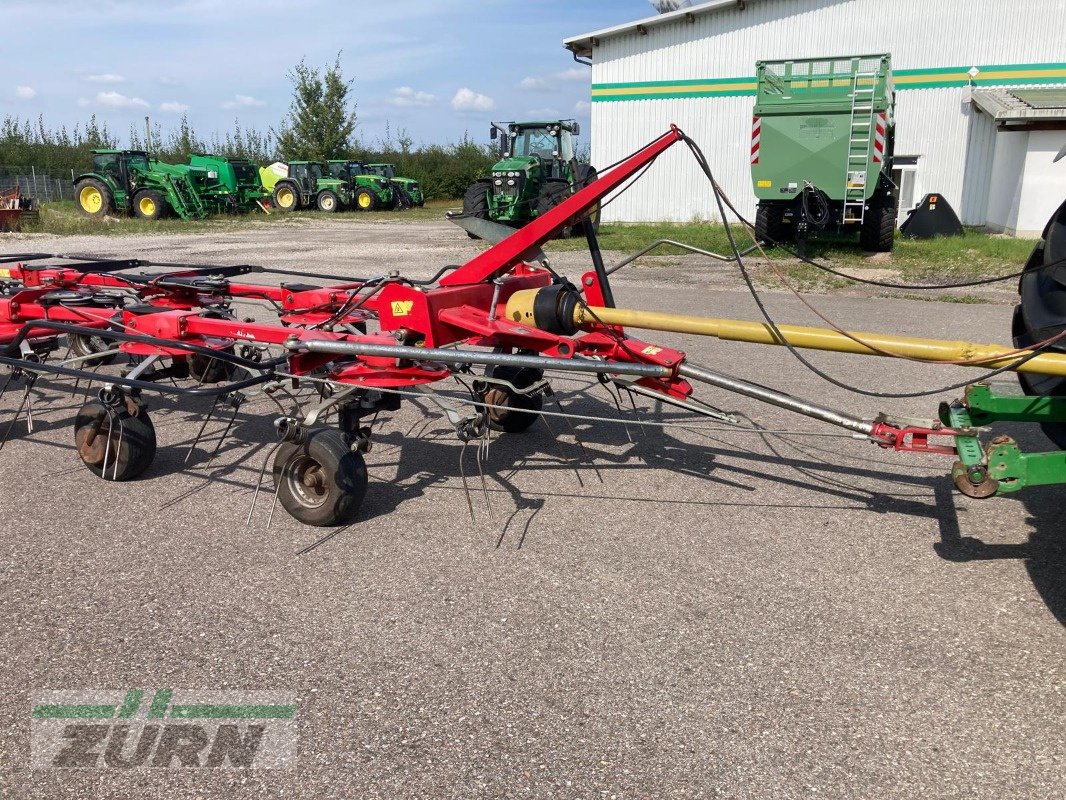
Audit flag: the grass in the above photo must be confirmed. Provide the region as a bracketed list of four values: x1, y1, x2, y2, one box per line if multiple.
[542, 221, 1035, 285]
[18, 198, 459, 236]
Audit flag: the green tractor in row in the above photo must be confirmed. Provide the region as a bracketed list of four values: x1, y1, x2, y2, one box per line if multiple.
[260, 161, 351, 213]
[462, 120, 599, 238]
[74, 150, 264, 220]
[326, 161, 396, 211]
[365, 163, 425, 207]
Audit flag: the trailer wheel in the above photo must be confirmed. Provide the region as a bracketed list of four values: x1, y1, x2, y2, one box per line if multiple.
[859, 196, 898, 252]
[462, 181, 491, 238]
[478, 366, 544, 433]
[74, 400, 156, 481]
[132, 189, 165, 220]
[75, 178, 113, 219]
[273, 182, 300, 212]
[754, 204, 790, 245]
[354, 188, 378, 212]
[69, 332, 117, 366]
[317, 190, 340, 213]
[272, 428, 368, 526]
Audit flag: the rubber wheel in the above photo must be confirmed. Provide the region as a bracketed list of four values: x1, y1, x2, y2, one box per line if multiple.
[1012, 304, 1066, 450]
[75, 178, 113, 219]
[859, 194, 898, 252]
[132, 189, 165, 220]
[272, 428, 368, 526]
[273, 182, 300, 212]
[69, 332, 117, 366]
[73, 400, 156, 481]
[316, 190, 340, 213]
[462, 182, 491, 239]
[754, 203, 790, 245]
[536, 181, 573, 238]
[354, 188, 378, 212]
[188, 351, 235, 384]
[575, 165, 600, 233]
[478, 365, 544, 433]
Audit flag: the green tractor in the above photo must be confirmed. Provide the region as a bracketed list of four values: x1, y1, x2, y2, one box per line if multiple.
[74, 150, 213, 221]
[366, 164, 424, 207]
[325, 161, 395, 211]
[260, 161, 352, 213]
[462, 120, 598, 238]
[188, 153, 267, 212]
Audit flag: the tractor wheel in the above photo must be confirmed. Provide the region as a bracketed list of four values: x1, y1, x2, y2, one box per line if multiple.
[132, 189, 165, 221]
[272, 182, 300, 212]
[75, 178, 113, 219]
[754, 203, 790, 245]
[859, 193, 898, 252]
[317, 190, 340, 213]
[188, 351, 235, 384]
[354, 188, 378, 212]
[69, 332, 117, 366]
[74, 399, 157, 481]
[272, 428, 368, 526]
[575, 165, 601, 233]
[462, 181, 491, 239]
[537, 180, 572, 238]
[477, 365, 544, 433]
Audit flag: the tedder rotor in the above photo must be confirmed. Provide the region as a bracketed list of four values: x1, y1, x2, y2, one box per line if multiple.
[1, 125, 1064, 527]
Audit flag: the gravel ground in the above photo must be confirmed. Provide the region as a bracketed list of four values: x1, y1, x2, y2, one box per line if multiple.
[0, 219, 1062, 798]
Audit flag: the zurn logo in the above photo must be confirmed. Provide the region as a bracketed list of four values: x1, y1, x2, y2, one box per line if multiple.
[31, 690, 296, 769]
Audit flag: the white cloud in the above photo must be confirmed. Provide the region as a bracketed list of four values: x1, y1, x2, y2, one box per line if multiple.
[518, 76, 549, 91]
[573, 100, 592, 114]
[389, 86, 436, 107]
[159, 101, 189, 113]
[87, 73, 126, 83]
[97, 90, 149, 109]
[15, 85, 36, 99]
[554, 67, 589, 82]
[451, 87, 494, 112]
[221, 94, 266, 110]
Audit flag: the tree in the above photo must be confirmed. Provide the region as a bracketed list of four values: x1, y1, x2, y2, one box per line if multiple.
[275, 55, 357, 161]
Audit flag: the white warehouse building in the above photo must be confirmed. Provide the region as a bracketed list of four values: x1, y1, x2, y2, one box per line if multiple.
[564, 0, 1066, 235]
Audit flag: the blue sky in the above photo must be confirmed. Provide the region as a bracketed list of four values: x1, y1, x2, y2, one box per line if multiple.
[7, 0, 658, 148]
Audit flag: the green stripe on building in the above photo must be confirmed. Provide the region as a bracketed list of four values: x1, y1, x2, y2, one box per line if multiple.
[592, 62, 1066, 101]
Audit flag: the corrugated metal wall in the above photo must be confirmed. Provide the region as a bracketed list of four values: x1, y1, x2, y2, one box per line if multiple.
[588, 0, 1065, 223]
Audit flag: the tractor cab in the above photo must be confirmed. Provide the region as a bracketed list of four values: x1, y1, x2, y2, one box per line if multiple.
[287, 161, 326, 194]
[366, 164, 425, 207]
[91, 150, 150, 191]
[494, 121, 579, 180]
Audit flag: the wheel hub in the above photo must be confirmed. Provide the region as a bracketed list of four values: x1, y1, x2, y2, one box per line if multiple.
[286, 455, 329, 508]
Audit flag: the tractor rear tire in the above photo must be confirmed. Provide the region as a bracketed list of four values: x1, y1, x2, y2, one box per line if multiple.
[462, 181, 491, 239]
[754, 203, 790, 245]
[860, 194, 898, 252]
[317, 190, 340, 213]
[273, 182, 300, 212]
[132, 189, 165, 221]
[74, 400, 157, 482]
[575, 164, 601, 233]
[75, 178, 113, 219]
[537, 180, 573, 238]
[272, 428, 368, 526]
[354, 188, 378, 212]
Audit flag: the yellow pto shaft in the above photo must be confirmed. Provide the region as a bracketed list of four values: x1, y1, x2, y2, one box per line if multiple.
[503, 288, 1066, 378]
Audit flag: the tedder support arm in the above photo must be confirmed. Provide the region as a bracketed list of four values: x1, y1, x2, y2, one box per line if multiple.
[440, 127, 686, 287]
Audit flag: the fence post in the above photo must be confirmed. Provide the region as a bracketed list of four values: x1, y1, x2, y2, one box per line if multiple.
[31, 166, 38, 198]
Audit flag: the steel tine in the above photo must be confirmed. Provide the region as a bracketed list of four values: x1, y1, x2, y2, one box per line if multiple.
[101, 410, 113, 479]
[0, 384, 33, 451]
[185, 397, 219, 464]
[0, 369, 15, 402]
[205, 403, 241, 467]
[604, 381, 632, 443]
[112, 415, 124, 481]
[246, 439, 284, 526]
[458, 439, 475, 522]
[625, 387, 648, 437]
[475, 434, 493, 521]
[546, 387, 602, 484]
[266, 477, 282, 529]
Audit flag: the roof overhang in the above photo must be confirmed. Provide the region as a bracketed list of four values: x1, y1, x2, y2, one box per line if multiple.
[564, 0, 759, 60]
[971, 88, 1066, 126]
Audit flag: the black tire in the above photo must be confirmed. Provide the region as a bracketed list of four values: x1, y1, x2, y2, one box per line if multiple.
[478, 365, 544, 433]
[462, 181, 491, 239]
[74, 400, 156, 481]
[69, 332, 117, 366]
[574, 164, 600, 233]
[132, 189, 165, 220]
[859, 193, 898, 252]
[272, 181, 301, 212]
[754, 203, 790, 245]
[536, 180, 572, 238]
[316, 189, 340, 213]
[188, 351, 235, 384]
[75, 178, 113, 219]
[272, 428, 368, 526]
[353, 187, 379, 212]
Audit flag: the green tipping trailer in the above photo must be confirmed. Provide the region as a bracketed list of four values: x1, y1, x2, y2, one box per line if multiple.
[751, 53, 898, 252]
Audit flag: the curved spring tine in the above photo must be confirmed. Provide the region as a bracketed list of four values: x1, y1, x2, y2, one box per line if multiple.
[247, 439, 285, 526]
